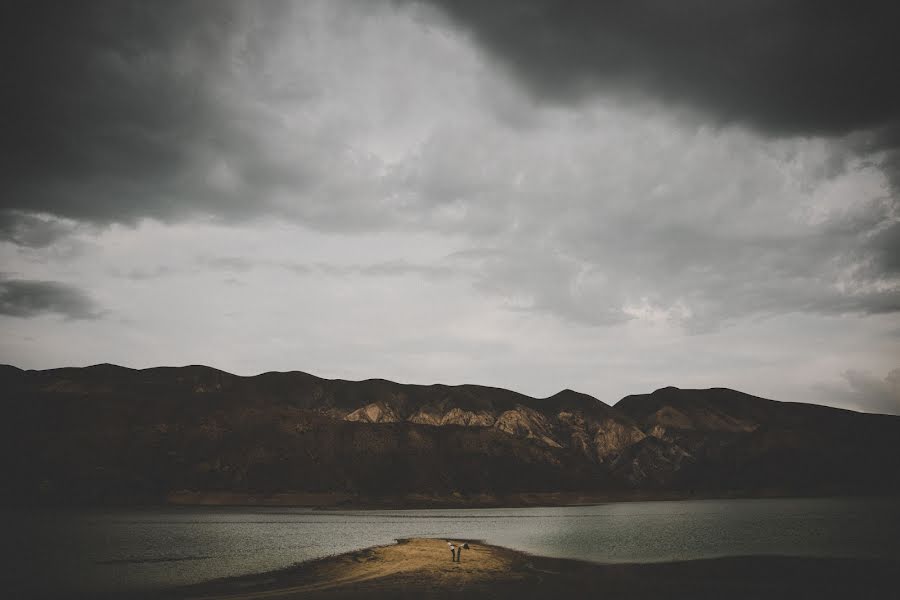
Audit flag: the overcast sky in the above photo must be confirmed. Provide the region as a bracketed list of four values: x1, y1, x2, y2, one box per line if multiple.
[1, 1, 898, 413]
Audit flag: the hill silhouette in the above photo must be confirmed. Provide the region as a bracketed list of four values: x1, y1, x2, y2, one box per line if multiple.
[2, 365, 898, 505]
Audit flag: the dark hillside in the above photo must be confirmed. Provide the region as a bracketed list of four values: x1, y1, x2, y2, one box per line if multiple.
[2, 367, 898, 505]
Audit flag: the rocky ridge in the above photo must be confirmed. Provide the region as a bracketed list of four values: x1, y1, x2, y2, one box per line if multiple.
[1, 364, 898, 505]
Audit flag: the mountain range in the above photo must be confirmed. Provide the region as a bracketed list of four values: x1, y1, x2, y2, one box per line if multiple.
[2, 364, 898, 506]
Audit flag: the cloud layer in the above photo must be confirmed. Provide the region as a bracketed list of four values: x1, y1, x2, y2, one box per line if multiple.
[0, 1, 897, 412]
[423, 1, 900, 136]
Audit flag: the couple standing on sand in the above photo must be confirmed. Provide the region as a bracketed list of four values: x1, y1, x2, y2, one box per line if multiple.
[447, 541, 469, 562]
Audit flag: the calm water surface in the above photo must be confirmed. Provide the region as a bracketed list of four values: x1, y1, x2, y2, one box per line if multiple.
[4, 497, 899, 598]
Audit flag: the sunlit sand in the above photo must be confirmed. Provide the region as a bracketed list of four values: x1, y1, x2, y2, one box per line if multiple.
[179, 537, 896, 600]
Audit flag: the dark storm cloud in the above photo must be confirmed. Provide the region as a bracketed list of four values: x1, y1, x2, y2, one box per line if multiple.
[0, 0, 897, 333]
[0, 276, 101, 319]
[423, 0, 900, 206]
[0, 0, 446, 242]
[0, 212, 81, 248]
[0, 0, 290, 228]
[868, 221, 900, 275]
[422, 0, 900, 137]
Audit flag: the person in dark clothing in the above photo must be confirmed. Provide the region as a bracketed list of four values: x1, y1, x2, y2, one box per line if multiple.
[448, 542, 456, 562]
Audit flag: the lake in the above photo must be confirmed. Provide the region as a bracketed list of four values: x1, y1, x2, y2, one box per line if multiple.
[5, 497, 899, 598]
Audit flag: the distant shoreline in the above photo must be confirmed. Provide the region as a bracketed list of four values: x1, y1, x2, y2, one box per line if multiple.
[9, 489, 897, 510]
[174, 537, 896, 600]
[160, 489, 892, 509]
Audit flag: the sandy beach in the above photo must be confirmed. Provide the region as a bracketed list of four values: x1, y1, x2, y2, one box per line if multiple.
[173, 538, 896, 600]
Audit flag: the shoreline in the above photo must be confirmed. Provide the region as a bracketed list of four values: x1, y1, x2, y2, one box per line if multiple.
[172, 537, 896, 600]
[12, 489, 897, 511]
[162, 488, 894, 509]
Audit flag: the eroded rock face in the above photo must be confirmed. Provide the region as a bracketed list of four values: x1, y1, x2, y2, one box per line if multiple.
[494, 406, 562, 448]
[568, 429, 593, 460]
[557, 411, 595, 460]
[557, 410, 646, 462]
[557, 410, 585, 428]
[407, 410, 440, 426]
[592, 419, 646, 462]
[646, 424, 671, 441]
[345, 402, 400, 423]
[409, 408, 495, 427]
[338, 396, 649, 463]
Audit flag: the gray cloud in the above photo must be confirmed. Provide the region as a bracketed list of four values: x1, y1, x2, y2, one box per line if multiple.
[421, 0, 900, 223]
[0, 212, 84, 248]
[0, 277, 102, 319]
[815, 368, 900, 415]
[110, 266, 175, 281]
[0, 1, 473, 240]
[198, 256, 455, 280]
[0, 1, 313, 231]
[428, 123, 900, 330]
[316, 260, 456, 279]
[0, 1, 896, 416]
[420, 0, 900, 138]
[0, 0, 897, 335]
[199, 257, 259, 274]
